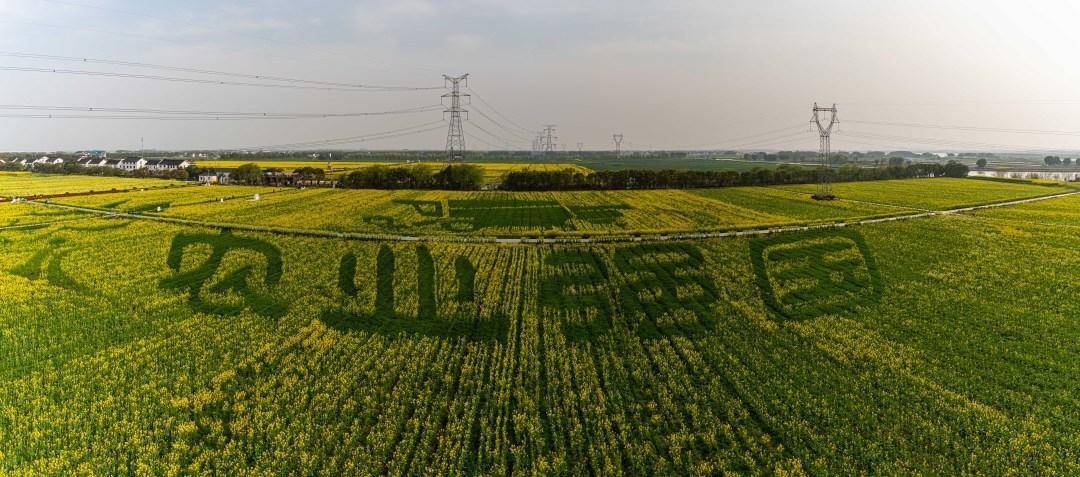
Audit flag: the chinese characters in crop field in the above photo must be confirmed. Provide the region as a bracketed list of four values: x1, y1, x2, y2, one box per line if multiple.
[153, 229, 883, 339]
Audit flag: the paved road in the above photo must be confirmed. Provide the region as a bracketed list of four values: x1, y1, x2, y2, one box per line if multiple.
[19, 190, 1080, 244]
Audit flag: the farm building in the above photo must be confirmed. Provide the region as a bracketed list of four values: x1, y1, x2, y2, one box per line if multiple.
[198, 170, 231, 184]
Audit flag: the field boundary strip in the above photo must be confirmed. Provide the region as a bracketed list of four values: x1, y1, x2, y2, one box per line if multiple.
[23, 190, 1080, 244]
[0, 214, 108, 231]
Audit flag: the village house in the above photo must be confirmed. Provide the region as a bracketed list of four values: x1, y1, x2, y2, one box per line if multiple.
[144, 158, 191, 171]
[117, 157, 147, 171]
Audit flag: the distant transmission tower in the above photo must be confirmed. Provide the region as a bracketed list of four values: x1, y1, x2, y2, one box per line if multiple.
[541, 125, 557, 154]
[810, 103, 839, 199]
[612, 134, 624, 157]
[442, 74, 469, 161]
[577, 142, 583, 153]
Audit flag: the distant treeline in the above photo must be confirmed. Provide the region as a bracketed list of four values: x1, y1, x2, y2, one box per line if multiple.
[338, 164, 485, 190]
[1, 161, 196, 180]
[500, 162, 971, 191]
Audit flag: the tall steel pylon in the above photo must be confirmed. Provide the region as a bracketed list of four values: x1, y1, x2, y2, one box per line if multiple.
[442, 74, 469, 161]
[540, 125, 557, 154]
[810, 103, 839, 198]
[612, 133, 624, 157]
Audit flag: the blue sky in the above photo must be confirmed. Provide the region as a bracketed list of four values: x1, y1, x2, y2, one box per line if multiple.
[3, 0, 1080, 152]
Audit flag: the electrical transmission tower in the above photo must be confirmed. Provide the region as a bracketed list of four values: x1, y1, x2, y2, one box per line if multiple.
[612, 134, 624, 157]
[576, 142, 583, 153]
[540, 125, 557, 154]
[442, 74, 469, 161]
[810, 103, 839, 199]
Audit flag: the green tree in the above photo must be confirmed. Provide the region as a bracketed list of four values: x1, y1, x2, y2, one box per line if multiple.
[976, 158, 988, 168]
[233, 163, 263, 184]
[294, 166, 325, 180]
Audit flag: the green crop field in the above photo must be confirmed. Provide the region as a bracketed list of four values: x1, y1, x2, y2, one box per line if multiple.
[54, 186, 902, 237]
[0, 172, 185, 199]
[775, 177, 1070, 210]
[0, 175, 1077, 475]
[46, 177, 1072, 238]
[53, 185, 289, 214]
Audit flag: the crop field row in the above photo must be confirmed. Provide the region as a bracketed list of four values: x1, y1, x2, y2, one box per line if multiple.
[775, 177, 1071, 210]
[51, 184, 287, 214]
[0, 202, 88, 228]
[964, 191, 1080, 227]
[0, 172, 185, 199]
[0, 196, 1076, 474]
[44, 178, 1074, 238]
[57, 186, 897, 237]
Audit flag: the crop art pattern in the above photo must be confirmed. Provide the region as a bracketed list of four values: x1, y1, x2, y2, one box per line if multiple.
[1, 209, 1076, 476]
[750, 229, 882, 320]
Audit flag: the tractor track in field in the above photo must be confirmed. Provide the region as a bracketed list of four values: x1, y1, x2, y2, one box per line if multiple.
[19, 190, 1080, 244]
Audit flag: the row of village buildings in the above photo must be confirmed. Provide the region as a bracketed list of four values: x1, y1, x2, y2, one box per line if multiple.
[1, 155, 192, 171]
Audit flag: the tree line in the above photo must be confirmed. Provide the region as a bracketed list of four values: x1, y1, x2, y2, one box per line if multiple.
[1, 161, 196, 180]
[499, 162, 970, 191]
[340, 164, 484, 190]
[230, 163, 486, 190]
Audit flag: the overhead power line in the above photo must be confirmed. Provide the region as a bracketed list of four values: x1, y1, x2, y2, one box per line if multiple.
[680, 124, 807, 149]
[237, 120, 446, 150]
[466, 120, 529, 148]
[839, 129, 1080, 153]
[465, 87, 534, 134]
[0, 103, 442, 119]
[464, 131, 504, 150]
[0, 65, 441, 92]
[0, 51, 443, 91]
[847, 119, 1080, 138]
[33, 0, 442, 74]
[468, 104, 531, 141]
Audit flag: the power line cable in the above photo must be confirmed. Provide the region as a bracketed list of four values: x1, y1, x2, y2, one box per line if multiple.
[679, 124, 807, 149]
[0, 66, 440, 92]
[847, 119, 1080, 138]
[0, 51, 443, 90]
[466, 120, 530, 148]
[0, 103, 442, 119]
[840, 130, 1080, 154]
[34, 0, 444, 74]
[467, 104, 532, 141]
[464, 86, 535, 133]
[237, 120, 446, 150]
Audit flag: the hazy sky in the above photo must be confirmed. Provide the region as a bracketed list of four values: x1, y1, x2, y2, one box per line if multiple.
[4, 0, 1080, 152]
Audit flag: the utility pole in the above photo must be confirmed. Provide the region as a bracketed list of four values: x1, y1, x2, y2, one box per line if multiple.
[612, 133, 624, 157]
[810, 103, 839, 199]
[442, 74, 469, 161]
[540, 125, 557, 154]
